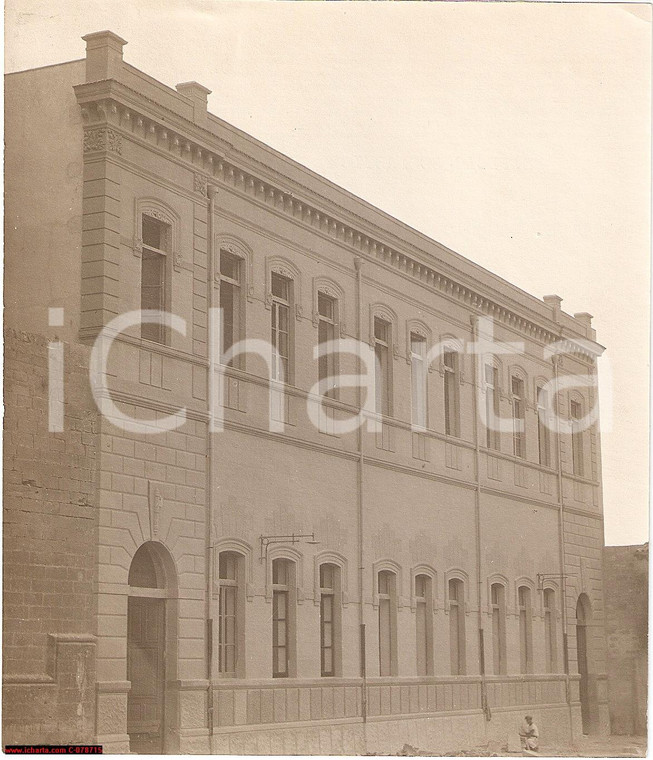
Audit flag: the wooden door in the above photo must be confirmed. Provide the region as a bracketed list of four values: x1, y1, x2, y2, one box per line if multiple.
[127, 597, 165, 753]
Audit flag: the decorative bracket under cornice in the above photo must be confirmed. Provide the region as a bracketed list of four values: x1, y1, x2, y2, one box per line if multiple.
[74, 81, 604, 363]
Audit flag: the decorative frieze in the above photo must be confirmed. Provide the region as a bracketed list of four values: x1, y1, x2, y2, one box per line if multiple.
[75, 87, 600, 362]
[194, 173, 208, 197]
[83, 126, 122, 154]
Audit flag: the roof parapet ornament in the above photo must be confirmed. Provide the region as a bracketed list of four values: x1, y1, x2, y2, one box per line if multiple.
[543, 294, 563, 322]
[574, 312, 593, 328]
[176, 81, 212, 128]
[574, 311, 594, 338]
[82, 30, 127, 83]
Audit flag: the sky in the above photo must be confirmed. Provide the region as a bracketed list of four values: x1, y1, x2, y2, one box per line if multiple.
[5, 1, 651, 545]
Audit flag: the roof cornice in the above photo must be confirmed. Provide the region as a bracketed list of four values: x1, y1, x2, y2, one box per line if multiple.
[74, 79, 604, 362]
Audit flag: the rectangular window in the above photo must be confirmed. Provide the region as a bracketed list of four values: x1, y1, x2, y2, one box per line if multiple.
[320, 563, 341, 677]
[537, 386, 551, 467]
[543, 588, 557, 673]
[491, 583, 507, 675]
[485, 365, 500, 450]
[318, 292, 337, 398]
[443, 349, 460, 437]
[271, 273, 291, 383]
[378, 570, 397, 676]
[374, 318, 392, 416]
[217, 552, 239, 676]
[140, 214, 169, 344]
[512, 376, 526, 458]
[272, 559, 295, 678]
[219, 250, 242, 364]
[449, 578, 466, 675]
[518, 586, 533, 674]
[415, 574, 433, 676]
[411, 333, 427, 428]
[571, 400, 584, 476]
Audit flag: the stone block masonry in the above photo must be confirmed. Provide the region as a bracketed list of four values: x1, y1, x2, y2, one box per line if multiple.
[3, 329, 98, 746]
[604, 544, 647, 736]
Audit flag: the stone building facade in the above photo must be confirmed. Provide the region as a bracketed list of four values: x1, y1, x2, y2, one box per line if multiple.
[604, 544, 648, 736]
[4, 31, 609, 753]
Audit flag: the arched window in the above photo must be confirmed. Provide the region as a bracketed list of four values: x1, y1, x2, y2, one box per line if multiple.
[317, 291, 339, 398]
[410, 333, 427, 428]
[140, 213, 171, 344]
[543, 587, 557, 673]
[267, 258, 301, 386]
[217, 249, 245, 367]
[490, 582, 507, 675]
[374, 317, 393, 416]
[518, 585, 533, 673]
[536, 383, 551, 467]
[449, 577, 466, 675]
[378, 570, 397, 676]
[443, 348, 460, 437]
[415, 574, 433, 676]
[319, 563, 342, 677]
[271, 272, 292, 383]
[570, 397, 585, 476]
[511, 373, 526, 458]
[484, 363, 500, 451]
[272, 558, 296, 678]
[216, 551, 245, 677]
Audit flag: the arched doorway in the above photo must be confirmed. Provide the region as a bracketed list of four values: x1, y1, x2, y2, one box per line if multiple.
[127, 542, 177, 754]
[576, 594, 591, 734]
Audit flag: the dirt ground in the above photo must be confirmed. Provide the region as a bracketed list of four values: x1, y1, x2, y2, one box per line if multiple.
[540, 734, 647, 758]
[384, 734, 647, 757]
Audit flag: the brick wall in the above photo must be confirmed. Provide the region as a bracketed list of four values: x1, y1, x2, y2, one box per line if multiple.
[3, 329, 98, 745]
[604, 544, 648, 735]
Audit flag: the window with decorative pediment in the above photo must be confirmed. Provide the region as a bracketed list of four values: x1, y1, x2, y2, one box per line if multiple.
[414, 573, 434, 676]
[271, 273, 292, 384]
[317, 292, 338, 398]
[570, 395, 585, 476]
[536, 381, 552, 467]
[511, 371, 527, 459]
[135, 200, 180, 345]
[378, 569, 398, 676]
[216, 238, 253, 369]
[266, 259, 300, 385]
[218, 249, 243, 366]
[410, 333, 427, 428]
[216, 551, 246, 678]
[373, 316, 393, 416]
[543, 586, 557, 673]
[140, 215, 170, 343]
[443, 348, 461, 437]
[490, 580, 507, 675]
[448, 576, 466, 675]
[318, 563, 342, 677]
[518, 583, 534, 673]
[272, 558, 297, 678]
[484, 361, 501, 451]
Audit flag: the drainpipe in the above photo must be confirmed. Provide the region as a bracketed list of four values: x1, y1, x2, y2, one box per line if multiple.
[206, 185, 217, 737]
[354, 257, 367, 735]
[552, 349, 574, 744]
[470, 316, 489, 725]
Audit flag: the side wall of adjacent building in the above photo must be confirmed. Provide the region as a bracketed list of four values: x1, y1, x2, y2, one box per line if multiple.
[3, 329, 99, 745]
[604, 544, 648, 735]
